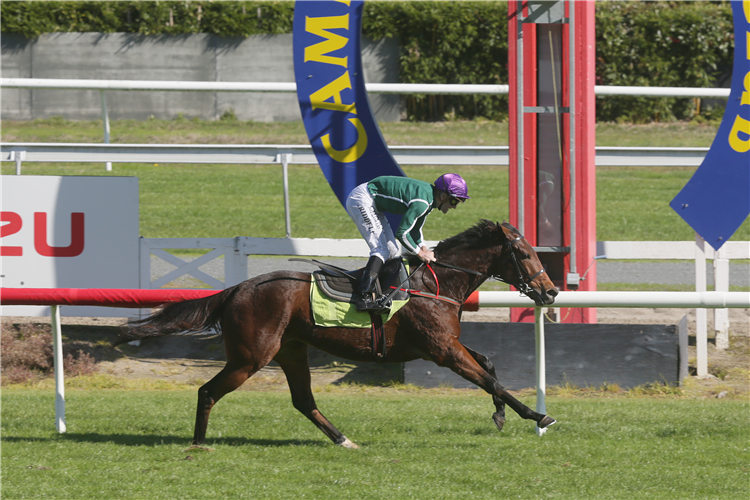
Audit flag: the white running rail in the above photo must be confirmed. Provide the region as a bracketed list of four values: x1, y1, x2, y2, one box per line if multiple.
[0, 78, 731, 97]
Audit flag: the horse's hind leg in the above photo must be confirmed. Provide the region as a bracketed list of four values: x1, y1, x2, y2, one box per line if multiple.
[463, 345, 506, 431]
[274, 340, 359, 449]
[193, 361, 257, 445]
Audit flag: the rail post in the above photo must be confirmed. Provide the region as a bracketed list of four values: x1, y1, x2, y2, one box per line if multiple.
[51, 305, 67, 433]
[535, 307, 547, 436]
[695, 233, 708, 377]
[100, 90, 112, 172]
[278, 153, 292, 238]
[12, 150, 25, 175]
[713, 244, 730, 350]
[226, 237, 249, 286]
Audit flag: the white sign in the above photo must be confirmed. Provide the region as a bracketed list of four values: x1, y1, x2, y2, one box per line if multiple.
[1, 175, 139, 316]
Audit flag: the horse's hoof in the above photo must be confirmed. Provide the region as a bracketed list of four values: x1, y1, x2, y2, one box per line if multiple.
[339, 437, 359, 449]
[538, 415, 556, 429]
[492, 413, 506, 432]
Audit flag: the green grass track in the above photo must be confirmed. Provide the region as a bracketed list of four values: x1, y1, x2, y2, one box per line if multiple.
[2, 389, 748, 499]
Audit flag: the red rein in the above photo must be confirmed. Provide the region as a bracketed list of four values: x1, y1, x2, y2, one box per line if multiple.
[388, 262, 462, 306]
[426, 263, 439, 297]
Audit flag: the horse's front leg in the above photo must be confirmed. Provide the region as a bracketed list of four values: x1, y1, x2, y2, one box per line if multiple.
[463, 345, 507, 431]
[434, 338, 555, 430]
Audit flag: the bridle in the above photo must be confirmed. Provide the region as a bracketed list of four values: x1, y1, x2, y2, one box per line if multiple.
[500, 235, 546, 296]
[431, 232, 546, 298]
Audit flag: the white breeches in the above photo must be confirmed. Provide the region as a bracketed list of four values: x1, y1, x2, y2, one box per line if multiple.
[346, 183, 401, 263]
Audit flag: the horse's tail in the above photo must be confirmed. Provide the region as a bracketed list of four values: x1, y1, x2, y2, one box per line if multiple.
[113, 285, 241, 346]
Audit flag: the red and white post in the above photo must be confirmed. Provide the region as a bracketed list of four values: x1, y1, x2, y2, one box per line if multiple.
[508, 0, 597, 324]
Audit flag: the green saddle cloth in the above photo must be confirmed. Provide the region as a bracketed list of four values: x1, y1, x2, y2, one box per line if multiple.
[310, 275, 409, 328]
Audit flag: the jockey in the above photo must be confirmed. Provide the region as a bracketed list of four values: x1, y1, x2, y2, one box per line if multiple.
[345, 173, 470, 312]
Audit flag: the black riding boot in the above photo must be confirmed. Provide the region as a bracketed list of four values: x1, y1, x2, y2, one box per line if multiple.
[356, 256, 383, 312]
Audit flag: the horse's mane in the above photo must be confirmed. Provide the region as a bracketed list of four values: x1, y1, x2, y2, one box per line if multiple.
[434, 219, 514, 255]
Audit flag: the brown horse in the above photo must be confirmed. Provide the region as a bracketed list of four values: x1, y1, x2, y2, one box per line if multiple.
[116, 220, 558, 448]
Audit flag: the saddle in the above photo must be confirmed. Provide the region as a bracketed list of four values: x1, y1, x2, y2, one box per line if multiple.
[305, 258, 410, 306]
[292, 258, 411, 359]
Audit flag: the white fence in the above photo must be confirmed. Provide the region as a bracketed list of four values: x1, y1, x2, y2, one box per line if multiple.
[0, 78, 732, 97]
[0, 78, 728, 171]
[0, 143, 710, 168]
[140, 237, 749, 291]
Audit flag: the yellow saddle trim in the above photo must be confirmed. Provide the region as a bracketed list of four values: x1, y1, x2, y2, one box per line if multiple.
[310, 275, 408, 328]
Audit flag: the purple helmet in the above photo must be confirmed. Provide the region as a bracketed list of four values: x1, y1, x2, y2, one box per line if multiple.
[434, 173, 470, 200]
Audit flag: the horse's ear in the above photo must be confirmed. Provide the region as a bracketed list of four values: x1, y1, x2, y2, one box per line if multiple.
[482, 219, 504, 241]
[497, 221, 512, 242]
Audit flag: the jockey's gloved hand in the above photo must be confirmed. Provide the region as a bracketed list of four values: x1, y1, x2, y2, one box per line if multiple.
[417, 247, 436, 263]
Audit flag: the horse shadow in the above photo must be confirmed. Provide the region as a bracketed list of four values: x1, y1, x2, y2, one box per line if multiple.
[306, 347, 403, 386]
[3, 433, 328, 448]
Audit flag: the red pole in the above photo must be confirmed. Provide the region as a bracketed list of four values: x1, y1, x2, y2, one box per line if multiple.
[508, 0, 597, 324]
[0, 288, 220, 308]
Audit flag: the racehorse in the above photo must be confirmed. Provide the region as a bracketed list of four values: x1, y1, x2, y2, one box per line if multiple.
[115, 220, 558, 448]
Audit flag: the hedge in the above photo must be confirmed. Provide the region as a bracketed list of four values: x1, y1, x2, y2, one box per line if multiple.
[596, 1, 734, 123]
[0, 1, 735, 122]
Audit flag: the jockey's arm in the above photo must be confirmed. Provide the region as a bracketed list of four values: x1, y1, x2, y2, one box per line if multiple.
[395, 201, 431, 254]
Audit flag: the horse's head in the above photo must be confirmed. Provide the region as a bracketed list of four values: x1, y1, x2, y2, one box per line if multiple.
[493, 222, 558, 306]
[433, 220, 558, 306]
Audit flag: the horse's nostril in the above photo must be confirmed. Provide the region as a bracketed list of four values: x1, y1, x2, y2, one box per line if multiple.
[547, 288, 559, 298]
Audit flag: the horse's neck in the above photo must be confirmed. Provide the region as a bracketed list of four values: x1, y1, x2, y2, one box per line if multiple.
[433, 248, 492, 299]
[439, 247, 494, 275]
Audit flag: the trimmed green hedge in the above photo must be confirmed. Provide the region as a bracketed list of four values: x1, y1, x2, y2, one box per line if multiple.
[1, 1, 735, 122]
[596, 1, 734, 123]
[0, 1, 295, 37]
[364, 1, 509, 121]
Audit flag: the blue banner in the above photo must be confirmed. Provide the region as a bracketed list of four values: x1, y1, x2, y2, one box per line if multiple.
[293, 0, 405, 221]
[670, 0, 750, 250]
